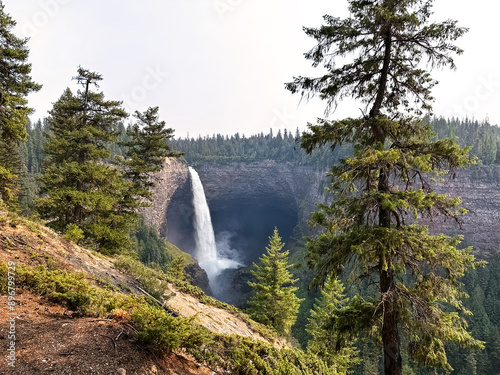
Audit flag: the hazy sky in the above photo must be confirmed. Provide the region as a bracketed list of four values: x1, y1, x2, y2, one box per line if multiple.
[4, 0, 500, 137]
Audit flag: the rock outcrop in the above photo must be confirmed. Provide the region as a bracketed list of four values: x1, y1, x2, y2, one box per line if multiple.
[141, 157, 189, 238]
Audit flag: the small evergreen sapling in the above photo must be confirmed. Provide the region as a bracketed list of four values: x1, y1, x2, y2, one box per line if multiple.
[306, 276, 359, 373]
[247, 228, 303, 335]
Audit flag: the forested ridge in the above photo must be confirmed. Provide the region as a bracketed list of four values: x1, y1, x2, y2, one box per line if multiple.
[172, 117, 500, 166]
[18, 116, 500, 179]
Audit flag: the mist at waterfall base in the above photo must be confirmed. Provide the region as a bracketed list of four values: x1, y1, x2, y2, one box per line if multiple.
[189, 167, 242, 298]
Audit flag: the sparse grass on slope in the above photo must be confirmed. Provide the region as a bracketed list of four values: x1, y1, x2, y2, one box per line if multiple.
[0, 261, 344, 374]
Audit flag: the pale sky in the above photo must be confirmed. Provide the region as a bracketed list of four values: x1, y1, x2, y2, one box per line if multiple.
[4, 0, 500, 137]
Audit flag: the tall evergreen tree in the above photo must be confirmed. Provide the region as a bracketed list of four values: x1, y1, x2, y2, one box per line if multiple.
[0, 3, 41, 204]
[287, 1, 484, 374]
[247, 228, 302, 335]
[120, 106, 181, 205]
[306, 276, 359, 374]
[36, 67, 130, 254]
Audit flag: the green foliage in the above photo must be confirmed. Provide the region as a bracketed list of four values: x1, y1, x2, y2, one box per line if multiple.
[430, 117, 500, 165]
[131, 219, 172, 268]
[62, 223, 85, 244]
[113, 255, 168, 300]
[119, 106, 181, 204]
[0, 4, 41, 206]
[132, 303, 212, 354]
[18, 119, 47, 214]
[306, 276, 360, 373]
[35, 67, 133, 254]
[248, 228, 303, 335]
[288, 1, 484, 373]
[439, 253, 500, 375]
[0, 165, 17, 203]
[166, 255, 186, 281]
[10, 263, 133, 315]
[192, 334, 344, 375]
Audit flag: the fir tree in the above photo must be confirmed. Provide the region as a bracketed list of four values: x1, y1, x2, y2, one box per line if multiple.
[247, 228, 303, 335]
[287, 1, 485, 374]
[120, 106, 181, 205]
[36, 67, 131, 254]
[0, 3, 41, 204]
[306, 276, 359, 374]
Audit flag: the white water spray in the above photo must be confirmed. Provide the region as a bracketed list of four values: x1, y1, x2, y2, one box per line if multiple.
[189, 167, 240, 288]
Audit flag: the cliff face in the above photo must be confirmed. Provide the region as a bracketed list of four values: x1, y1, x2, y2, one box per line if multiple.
[146, 160, 500, 260]
[149, 160, 327, 266]
[431, 166, 500, 254]
[196, 161, 326, 263]
[140, 157, 189, 238]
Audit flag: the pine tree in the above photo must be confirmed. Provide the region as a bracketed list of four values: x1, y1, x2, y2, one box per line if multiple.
[36, 67, 131, 254]
[306, 276, 359, 374]
[120, 106, 181, 205]
[247, 228, 303, 335]
[0, 3, 41, 204]
[287, 1, 485, 374]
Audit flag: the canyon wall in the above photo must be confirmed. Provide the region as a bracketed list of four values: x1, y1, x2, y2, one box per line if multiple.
[145, 159, 500, 264]
[431, 166, 500, 254]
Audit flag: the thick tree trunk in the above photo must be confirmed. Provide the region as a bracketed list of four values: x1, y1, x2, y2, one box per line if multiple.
[380, 268, 403, 375]
[378, 157, 403, 375]
[369, 24, 392, 143]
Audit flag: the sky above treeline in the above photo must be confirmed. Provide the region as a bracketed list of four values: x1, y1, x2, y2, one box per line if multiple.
[5, 0, 500, 137]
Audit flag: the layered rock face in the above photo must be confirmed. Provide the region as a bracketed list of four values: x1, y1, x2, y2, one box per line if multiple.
[431, 165, 500, 255]
[141, 157, 189, 237]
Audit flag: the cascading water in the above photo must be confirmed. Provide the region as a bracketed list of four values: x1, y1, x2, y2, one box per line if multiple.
[189, 167, 240, 295]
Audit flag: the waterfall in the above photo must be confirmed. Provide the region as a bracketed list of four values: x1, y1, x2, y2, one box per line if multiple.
[189, 167, 239, 290]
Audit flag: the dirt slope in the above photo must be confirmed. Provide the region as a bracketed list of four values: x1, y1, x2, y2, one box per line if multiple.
[0, 212, 275, 374]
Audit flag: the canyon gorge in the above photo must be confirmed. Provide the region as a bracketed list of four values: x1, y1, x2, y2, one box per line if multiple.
[142, 158, 500, 301]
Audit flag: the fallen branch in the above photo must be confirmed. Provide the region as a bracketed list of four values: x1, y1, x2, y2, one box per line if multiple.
[115, 328, 124, 341]
[133, 283, 179, 317]
[99, 334, 117, 355]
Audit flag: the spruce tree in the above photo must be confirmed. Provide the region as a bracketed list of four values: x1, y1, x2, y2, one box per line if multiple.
[247, 228, 302, 335]
[120, 106, 181, 205]
[0, 3, 41, 204]
[36, 67, 131, 254]
[306, 276, 359, 374]
[287, 1, 484, 373]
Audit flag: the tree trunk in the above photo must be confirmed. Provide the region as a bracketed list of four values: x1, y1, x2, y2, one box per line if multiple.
[378, 159, 402, 375]
[369, 13, 403, 374]
[380, 267, 403, 375]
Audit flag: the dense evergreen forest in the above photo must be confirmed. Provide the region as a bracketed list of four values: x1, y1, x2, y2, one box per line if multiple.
[170, 117, 500, 167]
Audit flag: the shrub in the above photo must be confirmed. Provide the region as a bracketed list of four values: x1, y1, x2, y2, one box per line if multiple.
[62, 223, 85, 244]
[132, 303, 212, 354]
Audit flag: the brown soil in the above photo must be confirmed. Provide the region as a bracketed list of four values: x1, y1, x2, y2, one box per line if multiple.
[0, 291, 214, 375]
